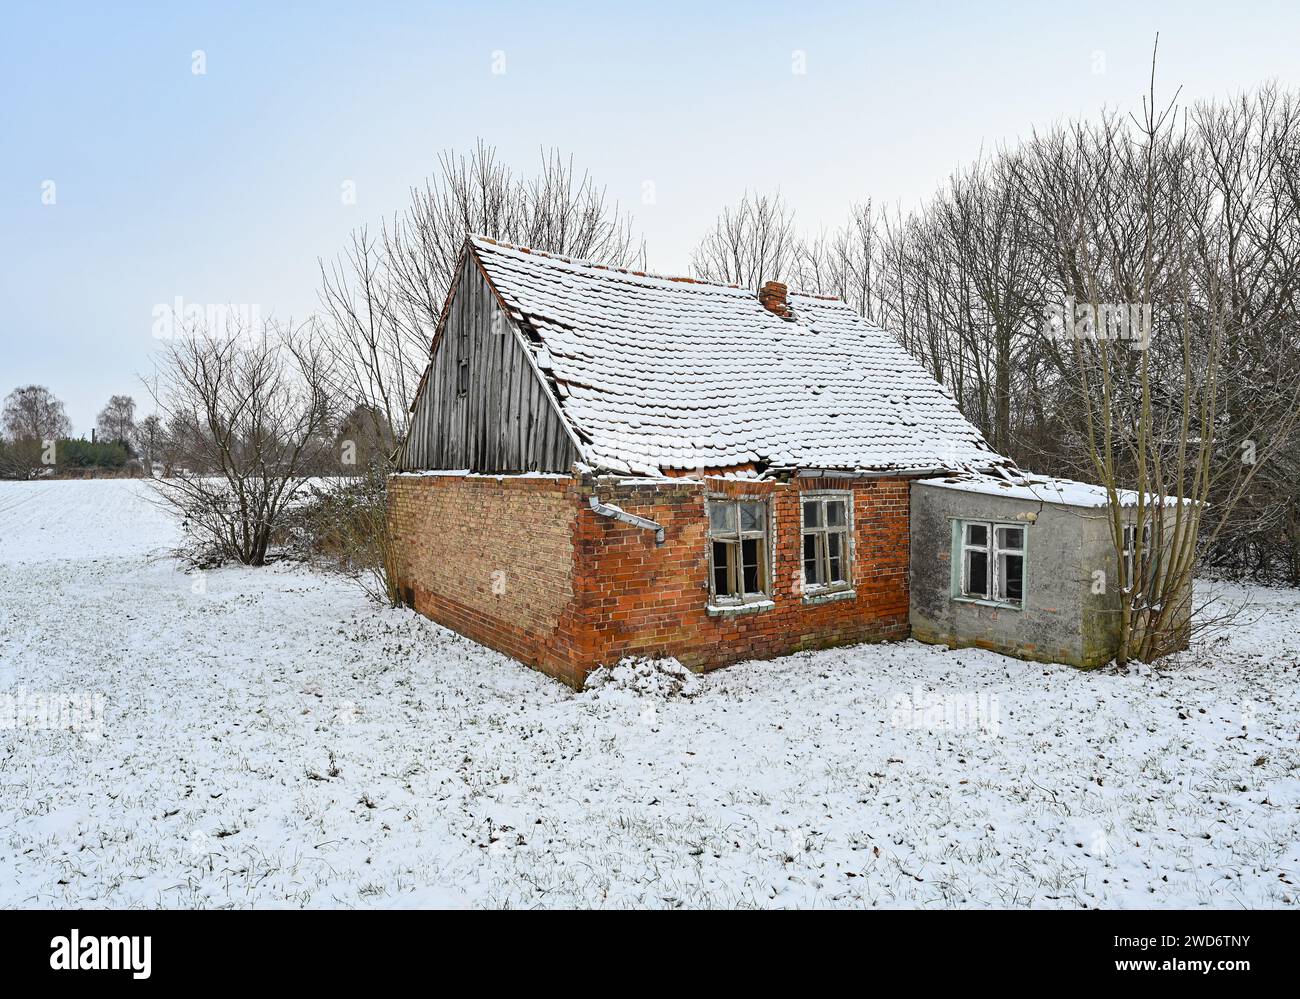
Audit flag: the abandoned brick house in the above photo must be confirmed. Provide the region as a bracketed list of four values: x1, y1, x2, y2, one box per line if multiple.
[388, 235, 1164, 686]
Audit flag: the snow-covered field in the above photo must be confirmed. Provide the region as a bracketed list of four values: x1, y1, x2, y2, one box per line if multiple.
[1, 479, 1297, 909]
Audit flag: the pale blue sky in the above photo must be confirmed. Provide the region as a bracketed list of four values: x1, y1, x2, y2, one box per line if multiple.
[3, 0, 1298, 432]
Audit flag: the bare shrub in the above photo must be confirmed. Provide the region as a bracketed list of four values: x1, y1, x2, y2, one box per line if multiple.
[147, 320, 339, 567]
[279, 463, 399, 604]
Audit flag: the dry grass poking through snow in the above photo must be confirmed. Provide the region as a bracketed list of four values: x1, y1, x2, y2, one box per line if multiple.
[0, 480, 1298, 908]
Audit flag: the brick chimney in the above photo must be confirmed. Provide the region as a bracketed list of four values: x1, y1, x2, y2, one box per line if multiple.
[759, 281, 790, 318]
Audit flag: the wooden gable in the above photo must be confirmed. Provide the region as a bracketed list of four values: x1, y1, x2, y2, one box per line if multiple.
[400, 248, 581, 473]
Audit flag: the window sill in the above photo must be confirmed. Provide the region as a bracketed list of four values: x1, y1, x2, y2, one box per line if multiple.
[802, 587, 856, 606]
[952, 595, 1024, 612]
[707, 599, 775, 617]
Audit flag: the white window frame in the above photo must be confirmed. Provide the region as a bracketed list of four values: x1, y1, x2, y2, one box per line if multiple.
[800, 490, 854, 594]
[956, 520, 1026, 608]
[1122, 521, 1161, 591]
[706, 496, 773, 607]
[1121, 523, 1141, 588]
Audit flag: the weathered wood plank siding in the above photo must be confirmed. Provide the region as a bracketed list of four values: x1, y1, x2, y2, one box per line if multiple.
[401, 252, 580, 473]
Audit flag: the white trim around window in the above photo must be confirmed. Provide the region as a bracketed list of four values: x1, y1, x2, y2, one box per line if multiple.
[706, 495, 774, 609]
[800, 490, 854, 599]
[955, 520, 1026, 608]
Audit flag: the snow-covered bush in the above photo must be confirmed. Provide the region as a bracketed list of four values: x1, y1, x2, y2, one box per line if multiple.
[583, 656, 701, 699]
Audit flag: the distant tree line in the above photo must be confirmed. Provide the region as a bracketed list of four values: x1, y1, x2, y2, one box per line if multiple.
[0, 383, 380, 483]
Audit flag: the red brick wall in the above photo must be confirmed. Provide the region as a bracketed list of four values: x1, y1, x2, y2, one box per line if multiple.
[388, 472, 911, 687]
[387, 473, 585, 686]
[573, 476, 910, 673]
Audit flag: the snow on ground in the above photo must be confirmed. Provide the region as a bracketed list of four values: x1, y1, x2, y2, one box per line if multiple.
[1, 479, 1298, 909]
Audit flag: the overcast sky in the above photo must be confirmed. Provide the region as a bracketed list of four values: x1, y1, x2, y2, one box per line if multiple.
[4, 0, 1298, 433]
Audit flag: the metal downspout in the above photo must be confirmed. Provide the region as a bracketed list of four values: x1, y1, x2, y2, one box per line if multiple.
[588, 494, 665, 545]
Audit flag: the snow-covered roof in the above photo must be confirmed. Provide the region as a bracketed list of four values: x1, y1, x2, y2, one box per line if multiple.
[916, 472, 1189, 509]
[468, 236, 1005, 476]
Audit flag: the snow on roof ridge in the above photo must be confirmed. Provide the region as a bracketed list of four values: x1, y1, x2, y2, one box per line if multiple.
[469, 234, 844, 301]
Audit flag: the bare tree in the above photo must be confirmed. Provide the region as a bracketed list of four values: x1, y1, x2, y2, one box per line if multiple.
[1187, 84, 1300, 579]
[96, 394, 137, 444]
[876, 206, 963, 386]
[933, 156, 1046, 456]
[318, 226, 414, 461]
[147, 320, 339, 566]
[132, 413, 163, 476]
[691, 191, 804, 287]
[3, 384, 72, 441]
[1017, 46, 1300, 660]
[1, 385, 72, 478]
[793, 201, 890, 326]
[319, 142, 641, 462]
[316, 142, 640, 604]
[811, 73, 1300, 603]
[380, 140, 640, 344]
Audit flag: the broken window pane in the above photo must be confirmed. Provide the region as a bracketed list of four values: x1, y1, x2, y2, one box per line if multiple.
[827, 532, 844, 582]
[1000, 553, 1024, 602]
[966, 549, 988, 597]
[960, 521, 1027, 604]
[740, 502, 764, 532]
[997, 526, 1024, 551]
[712, 540, 734, 595]
[803, 534, 820, 585]
[708, 503, 735, 536]
[800, 493, 852, 592]
[741, 538, 761, 593]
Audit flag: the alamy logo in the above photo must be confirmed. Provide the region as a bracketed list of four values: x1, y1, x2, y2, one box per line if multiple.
[889, 684, 1001, 740]
[151, 297, 262, 340]
[1042, 296, 1151, 350]
[49, 930, 151, 979]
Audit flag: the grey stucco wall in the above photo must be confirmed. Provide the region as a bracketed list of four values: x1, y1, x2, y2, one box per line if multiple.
[909, 482, 1123, 667]
[1079, 504, 1192, 660]
[1079, 506, 1124, 664]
